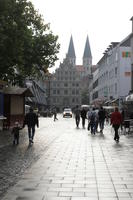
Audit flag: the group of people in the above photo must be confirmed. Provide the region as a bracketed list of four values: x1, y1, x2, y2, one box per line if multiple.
[74, 105, 123, 142]
[11, 107, 39, 145]
[74, 105, 106, 133]
[11, 105, 124, 145]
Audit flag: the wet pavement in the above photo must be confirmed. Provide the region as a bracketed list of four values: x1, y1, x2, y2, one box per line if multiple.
[1, 115, 133, 200]
[0, 116, 61, 198]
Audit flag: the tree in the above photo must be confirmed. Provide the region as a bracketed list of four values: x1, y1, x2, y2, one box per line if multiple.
[81, 89, 90, 105]
[0, 0, 60, 85]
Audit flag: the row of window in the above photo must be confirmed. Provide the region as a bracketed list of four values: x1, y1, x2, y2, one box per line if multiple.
[99, 67, 118, 84]
[55, 76, 80, 81]
[52, 89, 80, 95]
[99, 83, 117, 98]
[52, 97, 80, 103]
[51, 82, 80, 87]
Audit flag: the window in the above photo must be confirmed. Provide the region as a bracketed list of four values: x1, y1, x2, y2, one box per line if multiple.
[76, 90, 79, 95]
[64, 83, 68, 87]
[53, 90, 56, 94]
[57, 90, 60, 95]
[72, 89, 75, 95]
[64, 90, 68, 95]
[115, 67, 117, 77]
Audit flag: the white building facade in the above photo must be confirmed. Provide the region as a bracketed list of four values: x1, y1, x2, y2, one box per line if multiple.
[90, 37, 132, 106]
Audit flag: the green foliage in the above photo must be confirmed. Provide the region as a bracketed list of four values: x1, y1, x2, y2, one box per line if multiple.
[0, 0, 60, 85]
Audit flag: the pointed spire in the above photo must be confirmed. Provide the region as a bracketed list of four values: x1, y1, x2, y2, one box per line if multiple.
[83, 35, 92, 58]
[67, 35, 76, 58]
[67, 35, 76, 65]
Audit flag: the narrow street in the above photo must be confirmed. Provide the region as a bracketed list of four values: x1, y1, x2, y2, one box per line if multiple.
[1, 114, 133, 200]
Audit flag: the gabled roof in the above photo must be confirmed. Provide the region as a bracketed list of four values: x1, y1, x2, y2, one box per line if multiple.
[67, 35, 76, 58]
[76, 65, 85, 72]
[83, 35, 92, 58]
[4, 87, 34, 97]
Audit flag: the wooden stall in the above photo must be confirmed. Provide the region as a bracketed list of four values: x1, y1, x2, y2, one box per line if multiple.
[3, 86, 33, 129]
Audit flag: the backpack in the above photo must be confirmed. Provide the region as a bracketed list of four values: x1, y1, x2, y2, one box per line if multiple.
[90, 112, 95, 122]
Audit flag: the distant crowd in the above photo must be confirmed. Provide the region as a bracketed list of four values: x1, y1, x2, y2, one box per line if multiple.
[74, 105, 125, 143]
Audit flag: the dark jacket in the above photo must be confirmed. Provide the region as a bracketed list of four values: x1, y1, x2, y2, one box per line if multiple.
[98, 109, 106, 120]
[24, 112, 39, 127]
[12, 127, 21, 136]
[81, 109, 87, 118]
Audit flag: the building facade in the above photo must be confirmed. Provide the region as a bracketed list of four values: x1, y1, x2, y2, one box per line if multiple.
[90, 36, 132, 107]
[49, 35, 92, 112]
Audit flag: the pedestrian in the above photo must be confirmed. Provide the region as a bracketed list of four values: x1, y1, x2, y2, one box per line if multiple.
[105, 111, 109, 124]
[53, 107, 58, 121]
[98, 106, 106, 133]
[11, 121, 22, 145]
[89, 108, 96, 134]
[111, 107, 122, 142]
[87, 109, 91, 131]
[23, 107, 39, 144]
[121, 108, 125, 131]
[74, 105, 81, 128]
[81, 108, 87, 128]
[95, 110, 99, 133]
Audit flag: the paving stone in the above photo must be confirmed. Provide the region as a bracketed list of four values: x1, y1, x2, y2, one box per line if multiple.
[1, 116, 133, 199]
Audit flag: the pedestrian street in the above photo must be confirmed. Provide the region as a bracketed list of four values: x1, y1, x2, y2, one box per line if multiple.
[1, 114, 133, 200]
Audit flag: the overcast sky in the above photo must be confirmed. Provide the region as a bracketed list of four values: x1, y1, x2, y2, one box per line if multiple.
[31, 0, 133, 71]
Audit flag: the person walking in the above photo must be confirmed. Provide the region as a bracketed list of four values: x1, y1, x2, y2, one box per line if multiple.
[74, 105, 81, 128]
[53, 107, 58, 121]
[23, 107, 39, 144]
[111, 107, 122, 142]
[11, 121, 23, 145]
[81, 108, 87, 128]
[98, 106, 106, 133]
[87, 109, 91, 131]
[89, 108, 96, 134]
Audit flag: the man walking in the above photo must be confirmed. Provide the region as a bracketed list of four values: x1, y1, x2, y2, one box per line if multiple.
[111, 107, 122, 142]
[74, 105, 81, 128]
[89, 108, 96, 134]
[23, 107, 39, 144]
[53, 107, 58, 121]
[98, 106, 106, 133]
[81, 108, 87, 128]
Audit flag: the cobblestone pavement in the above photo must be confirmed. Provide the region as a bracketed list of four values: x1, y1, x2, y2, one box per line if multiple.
[0, 116, 62, 198]
[1, 115, 133, 200]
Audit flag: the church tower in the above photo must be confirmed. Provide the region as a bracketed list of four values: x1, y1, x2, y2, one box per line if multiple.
[66, 35, 76, 66]
[83, 35, 92, 74]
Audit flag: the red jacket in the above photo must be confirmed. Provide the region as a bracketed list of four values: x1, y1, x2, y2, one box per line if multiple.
[111, 111, 122, 125]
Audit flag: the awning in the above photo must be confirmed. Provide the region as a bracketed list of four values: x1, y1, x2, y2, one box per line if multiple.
[104, 100, 111, 104]
[126, 94, 133, 101]
[111, 98, 119, 103]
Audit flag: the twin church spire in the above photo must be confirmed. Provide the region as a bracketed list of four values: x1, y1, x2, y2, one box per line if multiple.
[67, 35, 92, 68]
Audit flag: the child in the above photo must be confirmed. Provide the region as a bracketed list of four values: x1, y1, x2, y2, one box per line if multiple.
[11, 121, 22, 145]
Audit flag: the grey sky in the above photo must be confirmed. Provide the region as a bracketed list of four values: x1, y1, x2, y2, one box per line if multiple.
[31, 0, 133, 71]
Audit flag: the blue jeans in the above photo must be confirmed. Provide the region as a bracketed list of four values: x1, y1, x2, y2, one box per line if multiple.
[28, 126, 35, 140]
